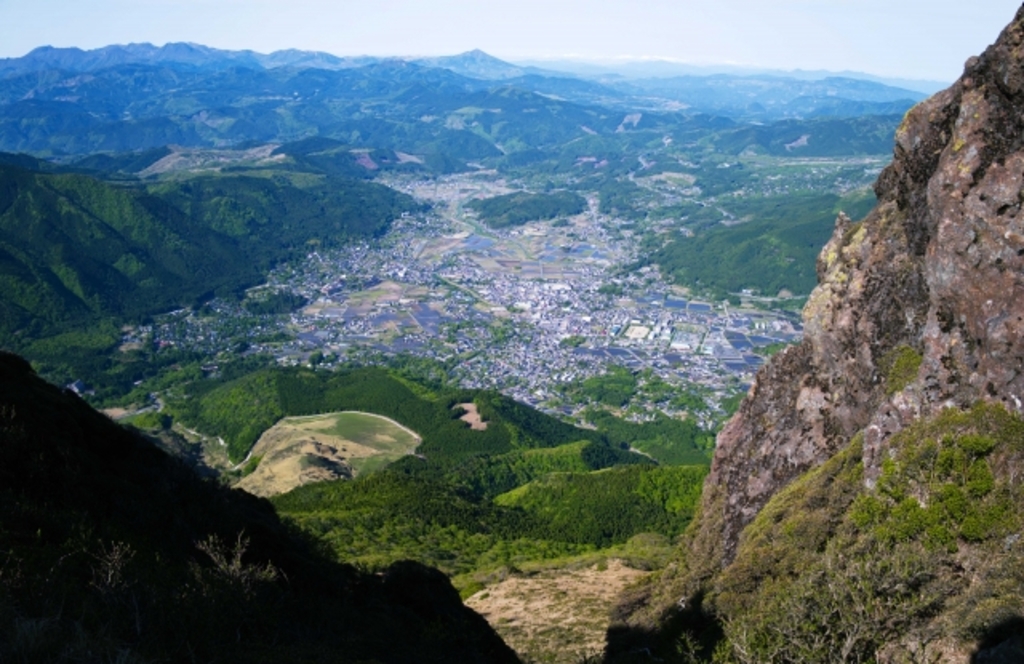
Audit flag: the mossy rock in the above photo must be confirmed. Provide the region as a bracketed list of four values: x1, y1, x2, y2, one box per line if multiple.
[883, 345, 923, 395]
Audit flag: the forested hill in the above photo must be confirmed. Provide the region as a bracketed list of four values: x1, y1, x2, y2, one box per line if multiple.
[163, 362, 712, 580]
[467, 190, 587, 228]
[0, 350, 518, 663]
[167, 364, 711, 470]
[0, 163, 414, 342]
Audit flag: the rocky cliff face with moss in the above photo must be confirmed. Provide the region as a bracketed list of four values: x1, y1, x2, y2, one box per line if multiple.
[607, 8, 1024, 663]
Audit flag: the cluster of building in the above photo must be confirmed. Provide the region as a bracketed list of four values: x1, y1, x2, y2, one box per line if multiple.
[141, 175, 803, 420]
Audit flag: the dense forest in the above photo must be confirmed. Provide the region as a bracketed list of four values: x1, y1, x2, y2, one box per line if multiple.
[466, 190, 587, 228]
[599, 179, 648, 220]
[273, 463, 708, 575]
[651, 191, 877, 297]
[243, 289, 309, 315]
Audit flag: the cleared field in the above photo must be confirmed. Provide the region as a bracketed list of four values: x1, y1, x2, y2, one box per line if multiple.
[456, 403, 488, 430]
[235, 411, 421, 497]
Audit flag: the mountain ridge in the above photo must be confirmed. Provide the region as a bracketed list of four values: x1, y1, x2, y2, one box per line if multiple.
[0, 42, 375, 74]
[0, 42, 926, 126]
[2, 42, 945, 92]
[513, 58, 947, 94]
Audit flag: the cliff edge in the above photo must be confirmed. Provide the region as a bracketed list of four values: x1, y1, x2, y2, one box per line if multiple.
[608, 7, 1024, 662]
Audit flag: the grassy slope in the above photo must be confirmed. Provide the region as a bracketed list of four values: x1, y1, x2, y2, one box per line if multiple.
[616, 404, 1024, 663]
[235, 411, 423, 496]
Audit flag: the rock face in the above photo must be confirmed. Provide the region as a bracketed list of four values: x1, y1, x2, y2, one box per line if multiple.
[606, 7, 1024, 661]
[702, 5, 1024, 571]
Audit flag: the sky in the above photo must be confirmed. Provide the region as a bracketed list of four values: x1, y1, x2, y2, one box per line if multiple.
[0, 0, 1021, 82]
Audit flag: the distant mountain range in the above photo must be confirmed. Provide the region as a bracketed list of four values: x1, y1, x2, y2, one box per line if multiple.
[1, 43, 945, 91]
[412, 49, 557, 80]
[512, 58, 949, 95]
[0, 43, 926, 131]
[0, 42, 377, 75]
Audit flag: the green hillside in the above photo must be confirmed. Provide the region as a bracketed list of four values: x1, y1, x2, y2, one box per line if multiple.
[711, 115, 901, 157]
[166, 363, 711, 579]
[169, 364, 710, 471]
[651, 191, 877, 297]
[466, 190, 587, 228]
[273, 464, 708, 575]
[0, 350, 517, 663]
[0, 164, 414, 383]
[171, 365, 628, 465]
[450, 440, 650, 499]
[494, 465, 708, 547]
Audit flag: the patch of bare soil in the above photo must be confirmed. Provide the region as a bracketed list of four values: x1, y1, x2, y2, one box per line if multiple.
[464, 560, 648, 663]
[457, 403, 488, 430]
[784, 134, 810, 151]
[354, 152, 379, 170]
[395, 151, 424, 164]
[102, 408, 129, 420]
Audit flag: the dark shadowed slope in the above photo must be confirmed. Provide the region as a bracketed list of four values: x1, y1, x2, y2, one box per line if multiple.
[0, 350, 519, 663]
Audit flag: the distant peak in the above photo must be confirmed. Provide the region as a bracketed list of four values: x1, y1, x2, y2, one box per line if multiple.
[26, 44, 84, 55]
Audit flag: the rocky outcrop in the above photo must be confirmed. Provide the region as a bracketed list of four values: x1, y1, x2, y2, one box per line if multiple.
[701, 4, 1024, 572]
[607, 6, 1024, 659]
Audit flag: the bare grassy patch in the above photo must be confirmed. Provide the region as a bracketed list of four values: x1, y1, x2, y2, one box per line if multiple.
[464, 559, 648, 663]
[235, 412, 420, 497]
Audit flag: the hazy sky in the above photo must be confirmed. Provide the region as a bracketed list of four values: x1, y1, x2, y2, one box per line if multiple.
[1, 0, 1020, 82]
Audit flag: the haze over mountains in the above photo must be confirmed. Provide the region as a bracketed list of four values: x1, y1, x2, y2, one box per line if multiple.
[0, 42, 927, 148]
